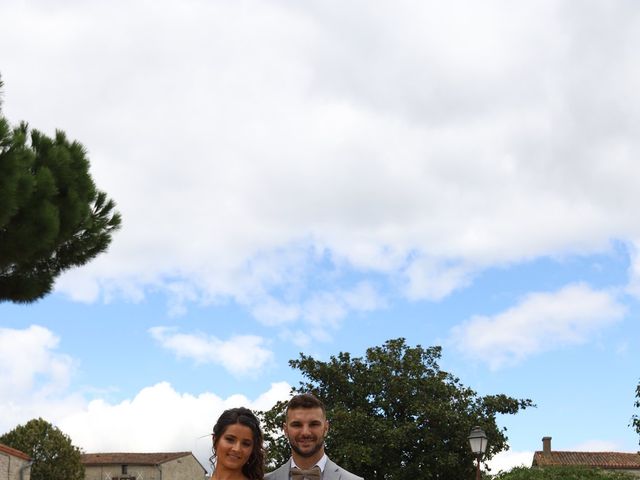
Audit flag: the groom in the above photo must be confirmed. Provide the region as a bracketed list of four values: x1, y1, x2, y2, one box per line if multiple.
[266, 393, 363, 480]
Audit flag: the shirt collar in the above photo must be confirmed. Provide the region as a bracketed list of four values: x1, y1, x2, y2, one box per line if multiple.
[291, 454, 328, 472]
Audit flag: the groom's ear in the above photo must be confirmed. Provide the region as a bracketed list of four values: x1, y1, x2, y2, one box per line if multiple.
[324, 420, 329, 437]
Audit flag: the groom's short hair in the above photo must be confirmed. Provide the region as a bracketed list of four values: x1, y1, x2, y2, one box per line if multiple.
[286, 393, 326, 416]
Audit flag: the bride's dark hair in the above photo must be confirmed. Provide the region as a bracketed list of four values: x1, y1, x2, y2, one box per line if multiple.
[210, 407, 265, 480]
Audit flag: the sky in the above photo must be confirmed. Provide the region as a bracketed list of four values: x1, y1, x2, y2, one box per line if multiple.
[1, 0, 640, 475]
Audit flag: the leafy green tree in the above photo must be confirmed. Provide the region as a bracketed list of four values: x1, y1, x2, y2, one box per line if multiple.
[490, 466, 634, 479]
[0, 417, 85, 480]
[259, 338, 535, 480]
[0, 75, 121, 302]
[632, 380, 640, 442]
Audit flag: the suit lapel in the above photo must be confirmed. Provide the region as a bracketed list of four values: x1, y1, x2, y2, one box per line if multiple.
[323, 458, 340, 480]
[281, 460, 293, 480]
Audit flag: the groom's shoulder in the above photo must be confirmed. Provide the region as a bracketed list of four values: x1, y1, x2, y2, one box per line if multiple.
[326, 459, 364, 480]
[265, 460, 290, 480]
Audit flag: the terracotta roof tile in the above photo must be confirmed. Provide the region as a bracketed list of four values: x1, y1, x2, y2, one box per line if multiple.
[81, 452, 192, 466]
[533, 451, 640, 469]
[0, 443, 31, 461]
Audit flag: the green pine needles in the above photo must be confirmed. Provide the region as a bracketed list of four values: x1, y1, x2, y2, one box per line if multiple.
[0, 77, 121, 302]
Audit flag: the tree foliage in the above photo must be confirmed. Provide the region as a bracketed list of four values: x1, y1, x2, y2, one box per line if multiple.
[632, 380, 640, 443]
[259, 338, 534, 480]
[0, 417, 85, 480]
[0, 75, 121, 302]
[490, 466, 634, 479]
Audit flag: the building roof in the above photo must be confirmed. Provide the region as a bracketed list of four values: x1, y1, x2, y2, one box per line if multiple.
[532, 451, 640, 470]
[81, 452, 193, 466]
[0, 443, 31, 461]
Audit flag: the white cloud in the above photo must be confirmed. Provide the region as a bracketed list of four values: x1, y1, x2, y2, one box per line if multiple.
[250, 281, 385, 344]
[450, 283, 626, 369]
[59, 381, 291, 474]
[2, 0, 640, 321]
[341, 281, 386, 312]
[487, 450, 533, 474]
[0, 325, 73, 395]
[149, 327, 274, 376]
[279, 329, 315, 348]
[625, 241, 640, 299]
[252, 298, 302, 327]
[0, 325, 85, 434]
[300, 282, 385, 327]
[571, 439, 622, 452]
[402, 257, 474, 301]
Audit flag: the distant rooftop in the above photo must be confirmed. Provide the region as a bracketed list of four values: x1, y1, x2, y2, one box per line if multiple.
[533, 451, 640, 469]
[81, 452, 192, 466]
[532, 436, 640, 470]
[0, 443, 30, 461]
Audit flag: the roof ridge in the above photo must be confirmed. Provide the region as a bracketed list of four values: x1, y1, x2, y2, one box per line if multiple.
[82, 451, 192, 454]
[532, 450, 640, 469]
[81, 451, 193, 465]
[0, 443, 30, 461]
[535, 450, 640, 454]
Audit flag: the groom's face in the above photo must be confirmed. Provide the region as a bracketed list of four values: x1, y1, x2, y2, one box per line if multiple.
[284, 407, 329, 460]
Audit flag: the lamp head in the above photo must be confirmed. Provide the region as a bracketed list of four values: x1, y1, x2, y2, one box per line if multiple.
[468, 426, 488, 456]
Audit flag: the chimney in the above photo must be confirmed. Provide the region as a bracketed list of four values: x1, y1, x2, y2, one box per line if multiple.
[542, 436, 552, 454]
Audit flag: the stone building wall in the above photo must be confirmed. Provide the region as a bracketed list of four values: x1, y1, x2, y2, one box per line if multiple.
[0, 447, 30, 480]
[83, 453, 205, 480]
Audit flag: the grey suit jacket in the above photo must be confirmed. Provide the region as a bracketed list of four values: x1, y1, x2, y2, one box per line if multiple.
[266, 458, 363, 480]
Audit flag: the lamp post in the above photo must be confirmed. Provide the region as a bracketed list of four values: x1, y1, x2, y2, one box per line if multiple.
[468, 426, 488, 480]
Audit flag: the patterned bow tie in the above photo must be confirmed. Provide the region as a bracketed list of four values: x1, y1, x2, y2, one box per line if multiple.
[291, 466, 321, 480]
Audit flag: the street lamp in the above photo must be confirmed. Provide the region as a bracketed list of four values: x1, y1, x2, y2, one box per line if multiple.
[468, 426, 488, 480]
